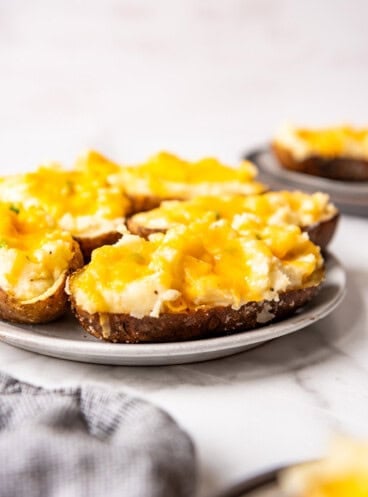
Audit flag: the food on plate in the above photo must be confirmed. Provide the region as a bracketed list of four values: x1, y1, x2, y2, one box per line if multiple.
[111, 151, 267, 212]
[68, 216, 324, 343]
[127, 191, 339, 250]
[0, 151, 130, 260]
[272, 124, 368, 181]
[279, 437, 368, 497]
[0, 203, 83, 324]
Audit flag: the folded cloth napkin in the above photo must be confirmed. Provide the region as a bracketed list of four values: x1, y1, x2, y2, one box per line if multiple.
[0, 373, 196, 497]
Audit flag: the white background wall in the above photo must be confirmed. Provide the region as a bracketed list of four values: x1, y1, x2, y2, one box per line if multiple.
[1, 0, 367, 172]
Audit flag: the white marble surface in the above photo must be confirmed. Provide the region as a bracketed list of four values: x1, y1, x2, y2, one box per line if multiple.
[0, 2, 368, 496]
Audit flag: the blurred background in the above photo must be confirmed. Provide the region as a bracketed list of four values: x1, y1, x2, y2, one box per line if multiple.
[0, 0, 368, 171]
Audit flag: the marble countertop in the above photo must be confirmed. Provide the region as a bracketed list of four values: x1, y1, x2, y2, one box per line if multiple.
[0, 2, 368, 496]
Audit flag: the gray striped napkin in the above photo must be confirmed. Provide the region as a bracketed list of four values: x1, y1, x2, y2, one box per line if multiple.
[0, 373, 196, 497]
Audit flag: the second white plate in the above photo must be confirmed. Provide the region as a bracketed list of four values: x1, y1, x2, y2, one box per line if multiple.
[245, 146, 368, 216]
[0, 253, 346, 366]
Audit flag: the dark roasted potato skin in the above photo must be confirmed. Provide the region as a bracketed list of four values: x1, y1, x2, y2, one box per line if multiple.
[272, 143, 368, 181]
[304, 213, 339, 251]
[0, 241, 84, 324]
[70, 281, 322, 343]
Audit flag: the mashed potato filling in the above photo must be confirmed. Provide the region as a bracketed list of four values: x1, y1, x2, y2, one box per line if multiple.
[0, 204, 75, 301]
[111, 151, 266, 199]
[71, 217, 323, 318]
[274, 124, 368, 161]
[234, 191, 337, 228]
[0, 151, 129, 238]
[131, 192, 337, 231]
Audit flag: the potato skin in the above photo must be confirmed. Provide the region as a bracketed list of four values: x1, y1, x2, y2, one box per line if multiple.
[0, 240, 84, 324]
[304, 213, 339, 251]
[126, 194, 166, 215]
[127, 214, 339, 251]
[126, 218, 166, 239]
[70, 282, 322, 343]
[75, 232, 123, 262]
[272, 143, 368, 181]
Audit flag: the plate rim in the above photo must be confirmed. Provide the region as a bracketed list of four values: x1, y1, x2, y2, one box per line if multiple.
[244, 145, 368, 203]
[0, 253, 346, 365]
[212, 466, 281, 497]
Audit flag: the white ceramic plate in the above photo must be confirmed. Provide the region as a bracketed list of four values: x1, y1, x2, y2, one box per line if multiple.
[213, 467, 281, 497]
[0, 253, 345, 366]
[245, 147, 368, 216]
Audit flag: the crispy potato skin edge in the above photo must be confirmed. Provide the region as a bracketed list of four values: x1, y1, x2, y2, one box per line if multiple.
[272, 142, 368, 181]
[70, 282, 322, 343]
[126, 194, 166, 215]
[127, 214, 339, 251]
[304, 213, 339, 251]
[0, 240, 84, 324]
[75, 232, 123, 262]
[126, 218, 166, 239]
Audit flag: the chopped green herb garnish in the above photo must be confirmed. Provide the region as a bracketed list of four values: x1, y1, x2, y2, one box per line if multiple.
[255, 233, 262, 240]
[9, 205, 20, 214]
[0, 240, 8, 249]
[213, 211, 221, 220]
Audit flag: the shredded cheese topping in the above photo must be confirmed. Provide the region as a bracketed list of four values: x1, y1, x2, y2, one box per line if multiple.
[274, 124, 368, 161]
[130, 191, 337, 231]
[0, 151, 129, 238]
[112, 151, 266, 198]
[0, 204, 75, 300]
[70, 217, 324, 318]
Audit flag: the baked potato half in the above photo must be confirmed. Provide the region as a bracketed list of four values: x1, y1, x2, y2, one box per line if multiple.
[0, 204, 84, 324]
[111, 151, 267, 213]
[272, 125, 368, 181]
[127, 192, 339, 250]
[69, 217, 324, 343]
[279, 437, 368, 496]
[0, 150, 130, 261]
[71, 284, 321, 343]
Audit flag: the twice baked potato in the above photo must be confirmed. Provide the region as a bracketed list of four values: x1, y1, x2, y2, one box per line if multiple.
[127, 191, 339, 250]
[0, 150, 130, 260]
[110, 151, 267, 213]
[69, 217, 324, 343]
[0, 203, 83, 324]
[279, 437, 368, 497]
[272, 124, 368, 181]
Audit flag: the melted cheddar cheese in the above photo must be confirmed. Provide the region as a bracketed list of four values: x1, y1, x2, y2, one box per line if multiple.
[71, 217, 323, 318]
[0, 204, 75, 300]
[130, 192, 337, 232]
[112, 151, 266, 199]
[234, 191, 337, 228]
[274, 124, 368, 161]
[0, 151, 129, 237]
[280, 438, 368, 497]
